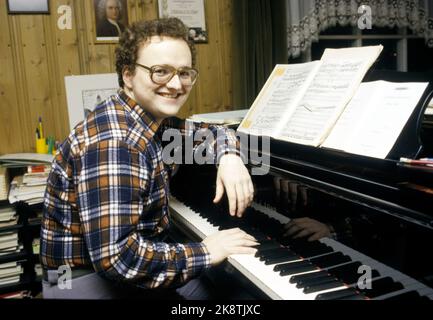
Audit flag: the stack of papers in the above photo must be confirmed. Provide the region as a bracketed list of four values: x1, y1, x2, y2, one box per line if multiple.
[0, 153, 53, 167]
[189, 109, 248, 125]
[9, 175, 46, 205]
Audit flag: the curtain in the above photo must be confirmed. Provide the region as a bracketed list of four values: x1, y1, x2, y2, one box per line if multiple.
[285, 0, 433, 58]
[233, 0, 288, 107]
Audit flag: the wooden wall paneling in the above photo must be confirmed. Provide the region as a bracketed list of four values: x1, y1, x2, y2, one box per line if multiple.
[42, 8, 62, 143]
[127, 0, 140, 23]
[74, 0, 91, 74]
[195, 0, 226, 114]
[10, 16, 31, 153]
[51, 0, 81, 140]
[141, 0, 159, 20]
[0, 1, 240, 154]
[84, 0, 113, 74]
[0, 1, 25, 154]
[19, 14, 54, 152]
[219, 0, 236, 110]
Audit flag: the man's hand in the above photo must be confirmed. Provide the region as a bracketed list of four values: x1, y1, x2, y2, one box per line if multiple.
[283, 217, 332, 241]
[213, 154, 254, 217]
[273, 177, 308, 211]
[202, 228, 258, 265]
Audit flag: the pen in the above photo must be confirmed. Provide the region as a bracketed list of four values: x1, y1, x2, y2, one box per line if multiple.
[400, 157, 433, 166]
[38, 116, 44, 139]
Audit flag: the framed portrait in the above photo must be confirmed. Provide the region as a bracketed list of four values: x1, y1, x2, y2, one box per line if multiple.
[158, 0, 208, 43]
[7, 0, 50, 14]
[65, 73, 118, 130]
[94, 0, 129, 43]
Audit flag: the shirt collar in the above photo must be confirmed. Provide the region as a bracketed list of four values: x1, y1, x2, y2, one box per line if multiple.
[117, 88, 160, 137]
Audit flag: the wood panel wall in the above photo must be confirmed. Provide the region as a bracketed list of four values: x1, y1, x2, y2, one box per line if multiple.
[0, 0, 242, 154]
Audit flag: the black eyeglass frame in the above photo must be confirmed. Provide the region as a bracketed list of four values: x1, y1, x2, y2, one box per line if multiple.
[135, 63, 198, 86]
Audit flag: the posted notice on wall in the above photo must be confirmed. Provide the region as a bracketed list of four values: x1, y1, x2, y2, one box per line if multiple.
[158, 0, 207, 43]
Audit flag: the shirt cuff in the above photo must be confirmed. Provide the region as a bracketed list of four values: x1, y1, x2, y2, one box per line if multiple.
[182, 242, 212, 278]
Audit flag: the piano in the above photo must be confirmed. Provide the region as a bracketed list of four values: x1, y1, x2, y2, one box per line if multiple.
[168, 71, 433, 300]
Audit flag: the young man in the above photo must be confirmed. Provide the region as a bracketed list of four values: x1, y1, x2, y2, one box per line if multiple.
[40, 17, 257, 299]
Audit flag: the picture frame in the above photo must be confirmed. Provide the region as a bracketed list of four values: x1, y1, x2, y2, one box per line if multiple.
[158, 0, 208, 43]
[7, 0, 50, 14]
[93, 0, 129, 43]
[64, 73, 118, 130]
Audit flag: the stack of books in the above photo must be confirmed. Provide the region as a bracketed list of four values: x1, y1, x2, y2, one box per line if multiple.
[0, 231, 21, 257]
[0, 206, 17, 229]
[0, 167, 9, 201]
[0, 261, 23, 286]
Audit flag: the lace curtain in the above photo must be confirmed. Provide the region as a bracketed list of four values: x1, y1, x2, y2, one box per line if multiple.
[286, 0, 433, 57]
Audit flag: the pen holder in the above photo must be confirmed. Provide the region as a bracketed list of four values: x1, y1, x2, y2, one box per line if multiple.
[36, 138, 48, 154]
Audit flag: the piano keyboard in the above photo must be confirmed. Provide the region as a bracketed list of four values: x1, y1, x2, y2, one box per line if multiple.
[169, 196, 433, 300]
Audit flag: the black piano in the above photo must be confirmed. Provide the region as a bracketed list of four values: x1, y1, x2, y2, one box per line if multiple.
[168, 71, 433, 300]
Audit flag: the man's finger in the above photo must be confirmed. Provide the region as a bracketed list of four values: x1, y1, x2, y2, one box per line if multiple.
[236, 184, 246, 217]
[225, 185, 237, 216]
[293, 228, 314, 239]
[289, 182, 298, 210]
[213, 177, 225, 203]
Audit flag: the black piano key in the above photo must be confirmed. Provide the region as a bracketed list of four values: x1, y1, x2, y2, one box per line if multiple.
[277, 259, 312, 272]
[303, 279, 345, 294]
[296, 275, 337, 288]
[290, 270, 329, 284]
[342, 295, 368, 300]
[284, 240, 334, 258]
[298, 245, 334, 258]
[310, 252, 352, 268]
[315, 288, 362, 300]
[265, 254, 300, 265]
[384, 291, 422, 300]
[255, 240, 282, 252]
[328, 262, 380, 284]
[280, 264, 318, 276]
[359, 277, 404, 298]
[261, 252, 298, 263]
[274, 260, 308, 272]
[247, 230, 269, 241]
[276, 252, 348, 275]
[280, 265, 318, 276]
[258, 248, 294, 260]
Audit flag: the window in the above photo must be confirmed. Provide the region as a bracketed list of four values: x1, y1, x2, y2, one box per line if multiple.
[292, 26, 433, 73]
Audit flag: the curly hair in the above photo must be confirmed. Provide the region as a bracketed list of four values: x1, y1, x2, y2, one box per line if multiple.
[115, 17, 196, 88]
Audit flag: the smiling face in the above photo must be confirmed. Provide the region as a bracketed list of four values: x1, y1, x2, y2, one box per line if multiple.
[105, 0, 120, 20]
[122, 36, 194, 123]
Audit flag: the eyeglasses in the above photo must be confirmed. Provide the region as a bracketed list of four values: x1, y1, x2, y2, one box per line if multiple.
[135, 63, 198, 86]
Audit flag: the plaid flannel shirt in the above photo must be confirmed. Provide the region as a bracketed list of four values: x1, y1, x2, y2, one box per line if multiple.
[40, 89, 239, 289]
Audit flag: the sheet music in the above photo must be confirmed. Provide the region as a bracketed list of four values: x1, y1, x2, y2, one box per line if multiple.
[321, 83, 374, 151]
[324, 81, 428, 159]
[276, 59, 367, 145]
[239, 61, 320, 136]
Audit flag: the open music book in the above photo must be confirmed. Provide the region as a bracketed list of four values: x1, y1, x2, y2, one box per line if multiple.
[238, 45, 429, 159]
